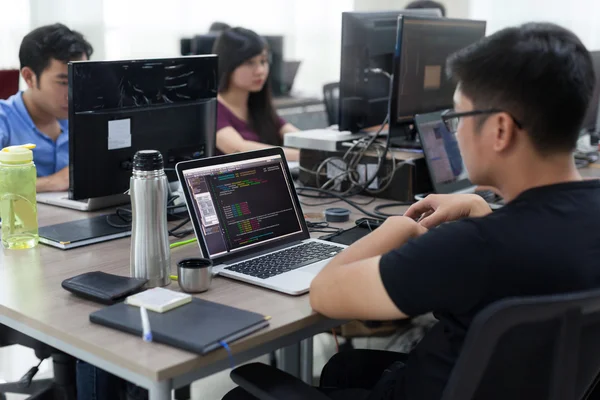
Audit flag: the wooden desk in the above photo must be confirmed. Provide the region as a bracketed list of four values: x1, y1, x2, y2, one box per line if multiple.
[0, 197, 403, 399]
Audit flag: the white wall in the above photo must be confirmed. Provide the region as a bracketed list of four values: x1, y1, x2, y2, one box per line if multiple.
[0, 0, 30, 69]
[0, 0, 353, 97]
[353, 0, 469, 18]
[469, 0, 600, 50]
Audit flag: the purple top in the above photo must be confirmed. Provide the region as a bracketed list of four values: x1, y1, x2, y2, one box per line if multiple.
[216, 100, 286, 144]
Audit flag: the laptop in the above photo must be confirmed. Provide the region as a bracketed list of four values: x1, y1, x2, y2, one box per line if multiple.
[176, 148, 347, 295]
[36, 192, 129, 212]
[414, 110, 504, 208]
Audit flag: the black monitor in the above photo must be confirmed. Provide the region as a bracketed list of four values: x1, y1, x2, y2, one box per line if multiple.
[191, 34, 219, 55]
[338, 9, 442, 133]
[389, 16, 486, 138]
[263, 35, 285, 96]
[582, 50, 600, 133]
[190, 34, 286, 97]
[180, 38, 192, 56]
[68, 56, 218, 200]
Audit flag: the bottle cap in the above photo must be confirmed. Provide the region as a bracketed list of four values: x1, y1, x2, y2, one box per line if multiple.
[133, 150, 164, 171]
[0, 144, 36, 164]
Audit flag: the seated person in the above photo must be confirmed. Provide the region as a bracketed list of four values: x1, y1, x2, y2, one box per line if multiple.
[212, 27, 300, 161]
[0, 23, 92, 192]
[405, 0, 447, 16]
[209, 21, 231, 33]
[228, 23, 600, 399]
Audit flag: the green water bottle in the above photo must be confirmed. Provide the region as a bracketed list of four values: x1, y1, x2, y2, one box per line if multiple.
[0, 144, 39, 249]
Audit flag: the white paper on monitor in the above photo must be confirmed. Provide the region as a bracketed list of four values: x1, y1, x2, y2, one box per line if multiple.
[108, 119, 132, 150]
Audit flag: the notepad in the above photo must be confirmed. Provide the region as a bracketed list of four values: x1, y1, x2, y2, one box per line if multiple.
[125, 287, 192, 313]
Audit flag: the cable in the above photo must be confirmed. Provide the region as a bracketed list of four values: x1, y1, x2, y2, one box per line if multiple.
[305, 70, 395, 197]
[306, 220, 343, 234]
[295, 187, 385, 220]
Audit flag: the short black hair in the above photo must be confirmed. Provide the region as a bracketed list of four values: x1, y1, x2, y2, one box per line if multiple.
[19, 23, 93, 78]
[405, 0, 446, 17]
[446, 22, 595, 154]
[209, 22, 231, 33]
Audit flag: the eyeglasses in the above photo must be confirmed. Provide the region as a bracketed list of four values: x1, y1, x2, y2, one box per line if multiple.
[441, 109, 523, 133]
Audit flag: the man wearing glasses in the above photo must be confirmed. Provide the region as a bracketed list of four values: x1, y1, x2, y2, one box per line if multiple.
[306, 22, 600, 400]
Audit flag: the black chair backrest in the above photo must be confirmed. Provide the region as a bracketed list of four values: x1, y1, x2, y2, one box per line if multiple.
[322, 82, 340, 127]
[441, 288, 600, 400]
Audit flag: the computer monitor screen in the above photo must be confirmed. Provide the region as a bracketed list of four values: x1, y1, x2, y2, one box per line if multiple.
[415, 110, 472, 194]
[581, 50, 600, 133]
[390, 17, 486, 130]
[338, 9, 442, 133]
[68, 56, 218, 200]
[180, 153, 303, 259]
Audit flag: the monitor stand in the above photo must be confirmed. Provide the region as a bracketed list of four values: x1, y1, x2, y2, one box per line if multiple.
[36, 192, 130, 212]
[389, 124, 421, 149]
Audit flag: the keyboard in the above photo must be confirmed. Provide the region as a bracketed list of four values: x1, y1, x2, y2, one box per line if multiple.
[225, 242, 343, 279]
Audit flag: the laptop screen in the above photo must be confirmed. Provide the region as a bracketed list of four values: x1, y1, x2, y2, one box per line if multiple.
[181, 154, 304, 258]
[416, 113, 472, 193]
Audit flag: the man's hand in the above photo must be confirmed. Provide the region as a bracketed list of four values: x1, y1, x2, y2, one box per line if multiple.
[325, 216, 427, 269]
[404, 194, 491, 229]
[36, 167, 69, 193]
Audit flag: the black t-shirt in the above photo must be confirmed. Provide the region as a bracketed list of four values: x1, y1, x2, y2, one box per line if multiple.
[379, 180, 600, 400]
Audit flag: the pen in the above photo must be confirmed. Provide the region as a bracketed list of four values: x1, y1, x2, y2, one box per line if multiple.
[170, 238, 197, 249]
[140, 306, 152, 342]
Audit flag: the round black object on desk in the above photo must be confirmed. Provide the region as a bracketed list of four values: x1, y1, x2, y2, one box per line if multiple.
[325, 207, 351, 223]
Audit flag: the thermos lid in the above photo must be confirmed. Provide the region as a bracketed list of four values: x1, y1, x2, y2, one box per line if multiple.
[0, 144, 35, 164]
[133, 150, 164, 171]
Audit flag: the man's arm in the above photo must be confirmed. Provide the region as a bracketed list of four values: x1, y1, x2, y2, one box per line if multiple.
[309, 216, 427, 320]
[36, 166, 69, 192]
[404, 194, 492, 229]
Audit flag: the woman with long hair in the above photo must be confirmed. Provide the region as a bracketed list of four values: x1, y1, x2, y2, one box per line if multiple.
[212, 27, 300, 160]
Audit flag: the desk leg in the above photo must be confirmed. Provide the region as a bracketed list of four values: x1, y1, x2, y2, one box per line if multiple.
[149, 381, 171, 400]
[300, 337, 314, 385]
[279, 343, 300, 377]
[279, 337, 314, 385]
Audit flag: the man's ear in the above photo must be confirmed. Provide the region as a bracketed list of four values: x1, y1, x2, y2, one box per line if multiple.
[492, 112, 517, 153]
[21, 67, 36, 89]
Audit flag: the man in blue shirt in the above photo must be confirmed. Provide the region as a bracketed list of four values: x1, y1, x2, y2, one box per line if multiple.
[0, 23, 93, 192]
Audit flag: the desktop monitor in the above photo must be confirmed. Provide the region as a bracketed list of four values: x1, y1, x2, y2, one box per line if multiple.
[68, 56, 218, 200]
[191, 34, 219, 55]
[180, 38, 192, 56]
[191, 34, 286, 97]
[338, 9, 442, 133]
[389, 16, 486, 138]
[581, 50, 600, 133]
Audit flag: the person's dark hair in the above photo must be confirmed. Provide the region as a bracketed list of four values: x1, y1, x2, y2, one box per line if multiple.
[405, 0, 446, 17]
[446, 22, 595, 154]
[212, 27, 282, 146]
[209, 22, 231, 33]
[19, 23, 93, 81]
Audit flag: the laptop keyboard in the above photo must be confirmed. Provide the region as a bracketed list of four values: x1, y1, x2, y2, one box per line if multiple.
[225, 242, 343, 279]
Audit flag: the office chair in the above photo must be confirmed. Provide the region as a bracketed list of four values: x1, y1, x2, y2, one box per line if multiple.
[223, 287, 600, 400]
[322, 82, 340, 127]
[0, 325, 77, 400]
[0, 70, 19, 100]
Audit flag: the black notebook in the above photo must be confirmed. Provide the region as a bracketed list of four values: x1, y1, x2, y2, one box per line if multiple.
[39, 215, 131, 250]
[90, 298, 270, 355]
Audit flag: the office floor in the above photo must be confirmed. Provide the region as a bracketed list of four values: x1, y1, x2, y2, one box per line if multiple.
[1, 324, 429, 400]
